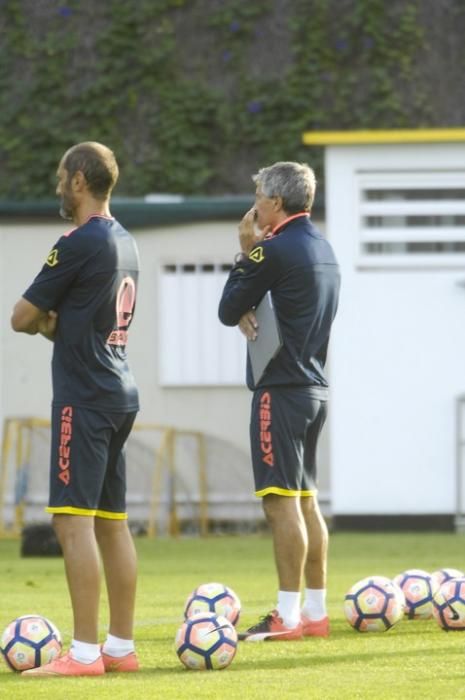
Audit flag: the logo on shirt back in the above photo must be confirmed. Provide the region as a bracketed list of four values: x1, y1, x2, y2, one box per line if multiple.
[46, 249, 59, 267]
[249, 246, 264, 263]
[107, 276, 137, 346]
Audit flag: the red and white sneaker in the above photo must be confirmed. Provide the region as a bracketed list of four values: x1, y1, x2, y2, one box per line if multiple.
[301, 615, 330, 637]
[22, 652, 105, 677]
[102, 650, 139, 672]
[239, 610, 303, 641]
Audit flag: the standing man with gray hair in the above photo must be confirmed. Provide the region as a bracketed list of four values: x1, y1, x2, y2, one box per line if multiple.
[219, 161, 340, 641]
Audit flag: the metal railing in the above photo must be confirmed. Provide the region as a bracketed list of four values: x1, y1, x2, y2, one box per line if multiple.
[0, 418, 209, 538]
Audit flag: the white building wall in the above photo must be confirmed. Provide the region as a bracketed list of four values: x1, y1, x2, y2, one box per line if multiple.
[1, 224, 58, 419]
[325, 142, 465, 516]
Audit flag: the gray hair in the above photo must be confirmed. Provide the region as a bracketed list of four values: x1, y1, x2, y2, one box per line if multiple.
[252, 161, 316, 213]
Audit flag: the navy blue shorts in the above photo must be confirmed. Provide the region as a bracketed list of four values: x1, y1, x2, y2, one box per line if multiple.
[47, 404, 137, 520]
[250, 386, 327, 498]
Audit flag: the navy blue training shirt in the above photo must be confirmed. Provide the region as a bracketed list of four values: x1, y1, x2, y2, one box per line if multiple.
[23, 215, 140, 412]
[218, 214, 340, 393]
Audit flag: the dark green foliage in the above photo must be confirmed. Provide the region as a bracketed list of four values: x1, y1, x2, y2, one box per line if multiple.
[0, 0, 461, 198]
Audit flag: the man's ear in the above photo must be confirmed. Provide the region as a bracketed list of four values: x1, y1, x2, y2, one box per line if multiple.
[71, 170, 86, 192]
[273, 196, 284, 212]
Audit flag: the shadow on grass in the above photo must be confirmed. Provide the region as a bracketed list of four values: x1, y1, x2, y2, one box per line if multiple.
[0, 631, 460, 684]
[0, 641, 461, 685]
[226, 643, 463, 673]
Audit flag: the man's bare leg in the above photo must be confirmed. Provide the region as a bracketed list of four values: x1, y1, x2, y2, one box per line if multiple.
[94, 518, 137, 640]
[300, 495, 328, 589]
[52, 514, 101, 643]
[300, 495, 329, 631]
[263, 493, 306, 630]
[263, 494, 308, 591]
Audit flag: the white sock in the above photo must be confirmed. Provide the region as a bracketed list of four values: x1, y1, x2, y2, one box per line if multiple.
[277, 590, 301, 628]
[102, 633, 135, 657]
[301, 588, 327, 621]
[69, 639, 101, 664]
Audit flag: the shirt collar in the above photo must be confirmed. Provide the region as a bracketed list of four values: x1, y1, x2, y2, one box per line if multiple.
[267, 212, 310, 238]
[86, 214, 114, 222]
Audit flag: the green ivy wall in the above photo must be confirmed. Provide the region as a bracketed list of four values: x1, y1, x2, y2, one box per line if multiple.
[0, 0, 463, 199]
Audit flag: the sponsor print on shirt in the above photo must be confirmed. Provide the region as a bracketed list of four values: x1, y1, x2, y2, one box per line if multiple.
[107, 276, 136, 346]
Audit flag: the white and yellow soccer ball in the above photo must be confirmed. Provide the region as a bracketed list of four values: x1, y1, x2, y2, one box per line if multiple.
[433, 576, 465, 631]
[184, 582, 241, 626]
[0, 614, 62, 671]
[175, 612, 237, 670]
[393, 569, 439, 619]
[344, 575, 405, 632]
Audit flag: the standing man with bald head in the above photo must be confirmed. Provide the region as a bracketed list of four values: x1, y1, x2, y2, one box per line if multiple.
[11, 142, 140, 676]
[219, 162, 340, 641]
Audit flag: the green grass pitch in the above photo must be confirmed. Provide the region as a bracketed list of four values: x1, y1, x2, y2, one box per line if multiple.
[0, 531, 464, 699]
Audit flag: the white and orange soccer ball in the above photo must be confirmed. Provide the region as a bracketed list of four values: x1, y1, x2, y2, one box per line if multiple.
[0, 614, 62, 672]
[344, 575, 405, 632]
[433, 577, 465, 631]
[184, 582, 241, 626]
[175, 612, 237, 670]
[393, 569, 439, 619]
[431, 568, 465, 589]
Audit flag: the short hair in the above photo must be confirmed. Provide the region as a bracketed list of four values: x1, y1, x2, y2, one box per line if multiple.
[252, 161, 316, 214]
[62, 142, 119, 199]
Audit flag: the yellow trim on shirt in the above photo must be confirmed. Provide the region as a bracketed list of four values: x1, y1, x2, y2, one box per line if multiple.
[46, 506, 127, 520]
[254, 487, 317, 498]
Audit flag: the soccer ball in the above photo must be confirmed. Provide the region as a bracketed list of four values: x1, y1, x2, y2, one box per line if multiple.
[432, 568, 465, 588]
[175, 612, 238, 670]
[184, 582, 241, 626]
[433, 577, 465, 630]
[393, 569, 438, 619]
[344, 575, 405, 632]
[0, 614, 62, 672]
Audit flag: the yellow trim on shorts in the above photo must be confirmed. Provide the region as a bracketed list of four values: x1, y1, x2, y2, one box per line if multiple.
[46, 506, 127, 520]
[255, 487, 317, 498]
[95, 509, 127, 520]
